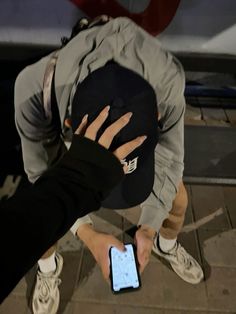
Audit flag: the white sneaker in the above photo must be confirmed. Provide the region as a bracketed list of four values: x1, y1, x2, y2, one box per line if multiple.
[32, 253, 63, 314]
[152, 235, 204, 284]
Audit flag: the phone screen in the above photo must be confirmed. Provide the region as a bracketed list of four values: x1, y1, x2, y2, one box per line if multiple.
[109, 244, 141, 293]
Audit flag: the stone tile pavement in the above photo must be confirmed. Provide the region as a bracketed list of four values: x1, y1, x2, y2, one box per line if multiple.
[1, 185, 236, 314]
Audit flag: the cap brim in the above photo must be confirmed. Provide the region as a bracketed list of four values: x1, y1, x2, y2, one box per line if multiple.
[101, 151, 154, 209]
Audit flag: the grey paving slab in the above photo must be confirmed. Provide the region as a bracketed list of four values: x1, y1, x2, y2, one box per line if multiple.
[57, 301, 74, 314]
[73, 302, 164, 314]
[185, 104, 202, 123]
[57, 230, 83, 253]
[121, 206, 142, 246]
[94, 207, 123, 229]
[197, 228, 225, 268]
[0, 296, 27, 314]
[184, 119, 206, 126]
[201, 107, 228, 126]
[161, 267, 208, 311]
[120, 206, 141, 230]
[206, 267, 236, 312]
[73, 256, 210, 312]
[59, 252, 82, 302]
[223, 187, 236, 228]
[202, 229, 236, 268]
[119, 206, 141, 224]
[163, 311, 233, 314]
[191, 186, 231, 230]
[10, 277, 27, 298]
[91, 207, 123, 238]
[225, 109, 236, 126]
[164, 311, 209, 314]
[204, 120, 230, 127]
[26, 301, 74, 314]
[73, 260, 165, 308]
[11, 265, 36, 307]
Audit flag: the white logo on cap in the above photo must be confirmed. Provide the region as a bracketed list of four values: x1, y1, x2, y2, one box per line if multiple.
[121, 157, 138, 174]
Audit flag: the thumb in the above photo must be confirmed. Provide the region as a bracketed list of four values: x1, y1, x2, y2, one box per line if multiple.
[101, 258, 110, 281]
[110, 238, 126, 252]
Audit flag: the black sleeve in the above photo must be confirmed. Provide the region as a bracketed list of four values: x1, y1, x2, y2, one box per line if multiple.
[0, 135, 123, 303]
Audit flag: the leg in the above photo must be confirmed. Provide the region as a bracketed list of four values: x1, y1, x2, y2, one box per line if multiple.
[153, 181, 204, 284]
[160, 181, 188, 240]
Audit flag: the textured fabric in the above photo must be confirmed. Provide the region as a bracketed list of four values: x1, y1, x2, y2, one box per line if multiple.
[14, 17, 185, 233]
[0, 136, 123, 302]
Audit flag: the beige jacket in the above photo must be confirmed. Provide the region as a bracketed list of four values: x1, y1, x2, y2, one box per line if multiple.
[15, 17, 185, 233]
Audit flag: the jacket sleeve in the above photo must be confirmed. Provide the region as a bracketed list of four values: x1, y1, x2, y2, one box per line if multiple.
[14, 53, 67, 183]
[14, 54, 93, 231]
[0, 135, 124, 303]
[138, 94, 185, 231]
[134, 27, 186, 231]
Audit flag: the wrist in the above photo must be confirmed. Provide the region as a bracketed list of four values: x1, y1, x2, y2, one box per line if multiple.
[76, 223, 95, 244]
[138, 224, 157, 240]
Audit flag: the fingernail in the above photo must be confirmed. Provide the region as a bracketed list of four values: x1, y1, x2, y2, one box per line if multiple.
[124, 112, 133, 121]
[139, 135, 147, 143]
[102, 106, 110, 116]
[127, 112, 133, 119]
[82, 114, 88, 123]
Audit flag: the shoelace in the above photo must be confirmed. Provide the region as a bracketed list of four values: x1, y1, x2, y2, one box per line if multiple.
[176, 245, 192, 270]
[37, 275, 61, 303]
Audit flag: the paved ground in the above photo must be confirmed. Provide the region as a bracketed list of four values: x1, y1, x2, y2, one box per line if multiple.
[1, 183, 236, 314]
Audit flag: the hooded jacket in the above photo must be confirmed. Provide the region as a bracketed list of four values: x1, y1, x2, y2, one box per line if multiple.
[15, 17, 185, 232]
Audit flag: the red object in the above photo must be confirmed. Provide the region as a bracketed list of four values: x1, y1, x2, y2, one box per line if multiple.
[70, 0, 180, 36]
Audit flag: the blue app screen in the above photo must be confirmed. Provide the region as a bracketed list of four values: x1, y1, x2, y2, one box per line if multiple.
[110, 244, 139, 292]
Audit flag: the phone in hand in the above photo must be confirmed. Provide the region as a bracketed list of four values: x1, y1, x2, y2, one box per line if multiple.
[109, 243, 141, 294]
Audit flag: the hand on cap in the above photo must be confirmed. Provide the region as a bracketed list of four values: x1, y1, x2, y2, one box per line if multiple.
[75, 105, 147, 172]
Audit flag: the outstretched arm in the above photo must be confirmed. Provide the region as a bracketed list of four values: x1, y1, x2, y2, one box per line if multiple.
[0, 107, 146, 303]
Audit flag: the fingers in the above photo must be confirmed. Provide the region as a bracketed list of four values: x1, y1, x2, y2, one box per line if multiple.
[138, 251, 150, 274]
[84, 106, 110, 140]
[75, 114, 88, 135]
[64, 118, 72, 128]
[135, 229, 153, 274]
[74, 106, 147, 160]
[101, 237, 125, 281]
[101, 257, 110, 281]
[113, 135, 147, 161]
[110, 238, 126, 253]
[98, 112, 133, 148]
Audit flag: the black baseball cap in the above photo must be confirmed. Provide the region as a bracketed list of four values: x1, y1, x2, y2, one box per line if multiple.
[71, 61, 159, 209]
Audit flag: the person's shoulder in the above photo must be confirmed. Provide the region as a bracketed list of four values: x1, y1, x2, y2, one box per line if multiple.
[15, 52, 56, 95]
[108, 16, 140, 32]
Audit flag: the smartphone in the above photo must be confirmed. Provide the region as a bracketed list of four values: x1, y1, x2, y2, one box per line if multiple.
[109, 243, 141, 294]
